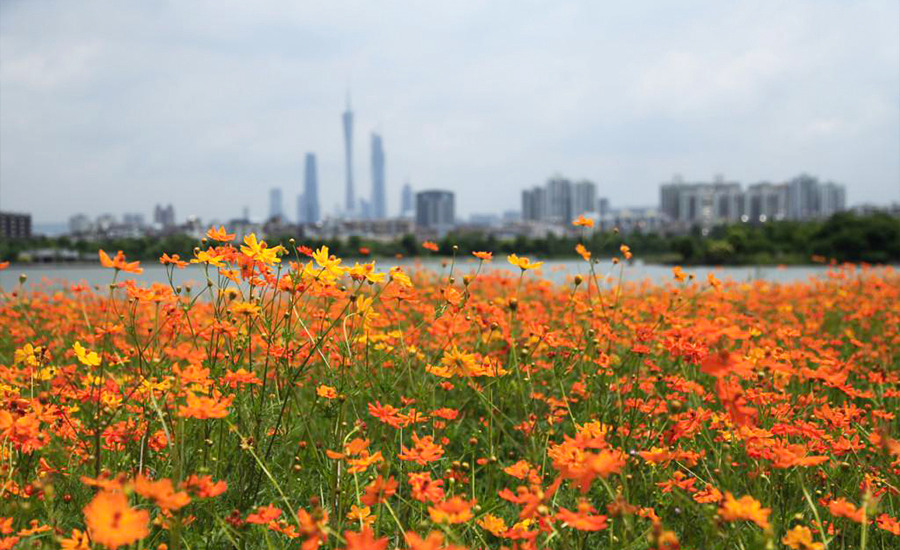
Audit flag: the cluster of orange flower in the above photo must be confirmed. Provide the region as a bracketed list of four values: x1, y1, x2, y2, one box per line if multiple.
[0, 228, 898, 549]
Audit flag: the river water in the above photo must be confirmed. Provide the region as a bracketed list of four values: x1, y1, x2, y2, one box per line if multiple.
[0, 258, 864, 292]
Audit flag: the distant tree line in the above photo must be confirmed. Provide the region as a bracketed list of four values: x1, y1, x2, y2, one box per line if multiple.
[2, 212, 898, 265]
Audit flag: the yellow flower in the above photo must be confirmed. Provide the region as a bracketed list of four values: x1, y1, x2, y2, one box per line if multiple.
[347, 262, 385, 284]
[317, 385, 339, 399]
[477, 514, 508, 536]
[14, 343, 42, 367]
[191, 248, 226, 267]
[73, 342, 101, 367]
[311, 246, 344, 281]
[508, 254, 544, 271]
[389, 267, 413, 288]
[230, 301, 261, 316]
[240, 233, 283, 265]
[346, 504, 376, 527]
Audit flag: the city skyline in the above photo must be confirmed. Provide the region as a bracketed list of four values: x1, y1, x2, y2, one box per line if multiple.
[1, 1, 898, 224]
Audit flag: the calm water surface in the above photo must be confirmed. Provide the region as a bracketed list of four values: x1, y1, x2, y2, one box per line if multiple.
[0, 258, 859, 292]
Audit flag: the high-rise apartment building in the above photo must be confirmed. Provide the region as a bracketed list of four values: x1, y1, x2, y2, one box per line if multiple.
[787, 174, 820, 221]
[819, 182, 846, 218]
[660, 174, 845, 227]
[522, 186, 548, 222]
[371, 133, 386, 219]
[416, 190, 455, 234]
[572, 180, 597, 219]
[342, 98, 355, 216]
[303, 153, 320, 224]
[522, 176, 596, 224]
[659, 176, 743, 226]
[546, 177, 572, 224]
[153, 204, 176, 227]
[746, 183, 788, 222]
[0, 212, 31, 239]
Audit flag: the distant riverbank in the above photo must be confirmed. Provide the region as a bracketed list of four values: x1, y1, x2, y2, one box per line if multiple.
[3, 212, 898, 266]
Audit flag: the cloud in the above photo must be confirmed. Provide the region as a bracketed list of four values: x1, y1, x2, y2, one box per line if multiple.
[1, 0, 897, 223]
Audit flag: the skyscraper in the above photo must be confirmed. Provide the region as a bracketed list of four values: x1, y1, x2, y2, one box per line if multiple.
[296, 193, 305, 224]
[342, 96, 355, 216]
[371, 133, 386, 219]
[269, 188, 283, 220]
[303, 153, 320, 224]
[400, 182, 413, 217]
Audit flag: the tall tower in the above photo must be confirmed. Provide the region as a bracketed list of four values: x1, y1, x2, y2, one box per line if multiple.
[342, 95, 355, 216]
[303, 153, 320, 224]
[371, 133, 386, 219]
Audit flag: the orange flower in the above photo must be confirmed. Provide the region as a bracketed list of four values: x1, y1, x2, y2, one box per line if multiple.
[159, 253, 188, 268]
[575, 243, 591, 261]
[297, 507, 330, 549]
[476, 514, 508, 536]
[707, 272, 722, 291]
[326, 437, 384, 474]
[246, 504, 282, 524]
[341, 528, 388, 550]
[360, 475, 398, 506]
[59, 529, 91, 550]
[133, 474, 191, 511]
[827, 498, 865, 523]
[206, 225, 236, 242]
[422, 241, 439, 252]
[718, 492, 770, 530]
[551, 444, 626, 493]
[399, 432, 445, 465]
[771, 443, 829, 469]
[178, 391, 234, 419]
[876, 513, 900, 535]
[782, 525, 825, 550]
[428, 496, 475, 524]
[405, 531, 467, 550]
[408, 472, 445, 503]
[183, 475, 227, 498]
[693, 484, 724, 504]
[317, 385, 339, 399]
[83, 491, 149, 549]
[98, 249, 143, 274]
[572, 215, 594, 227]
[556, 499, 609, 531]
[472, 251, 493, 261]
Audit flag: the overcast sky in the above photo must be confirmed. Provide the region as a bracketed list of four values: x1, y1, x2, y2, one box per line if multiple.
[1, 0, 898, 224]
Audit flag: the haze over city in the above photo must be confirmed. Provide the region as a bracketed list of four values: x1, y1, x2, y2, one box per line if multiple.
[1, 0, 898, 226]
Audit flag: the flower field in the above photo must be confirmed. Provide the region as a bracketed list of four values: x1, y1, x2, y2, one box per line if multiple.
[1, 229, 898, 550]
